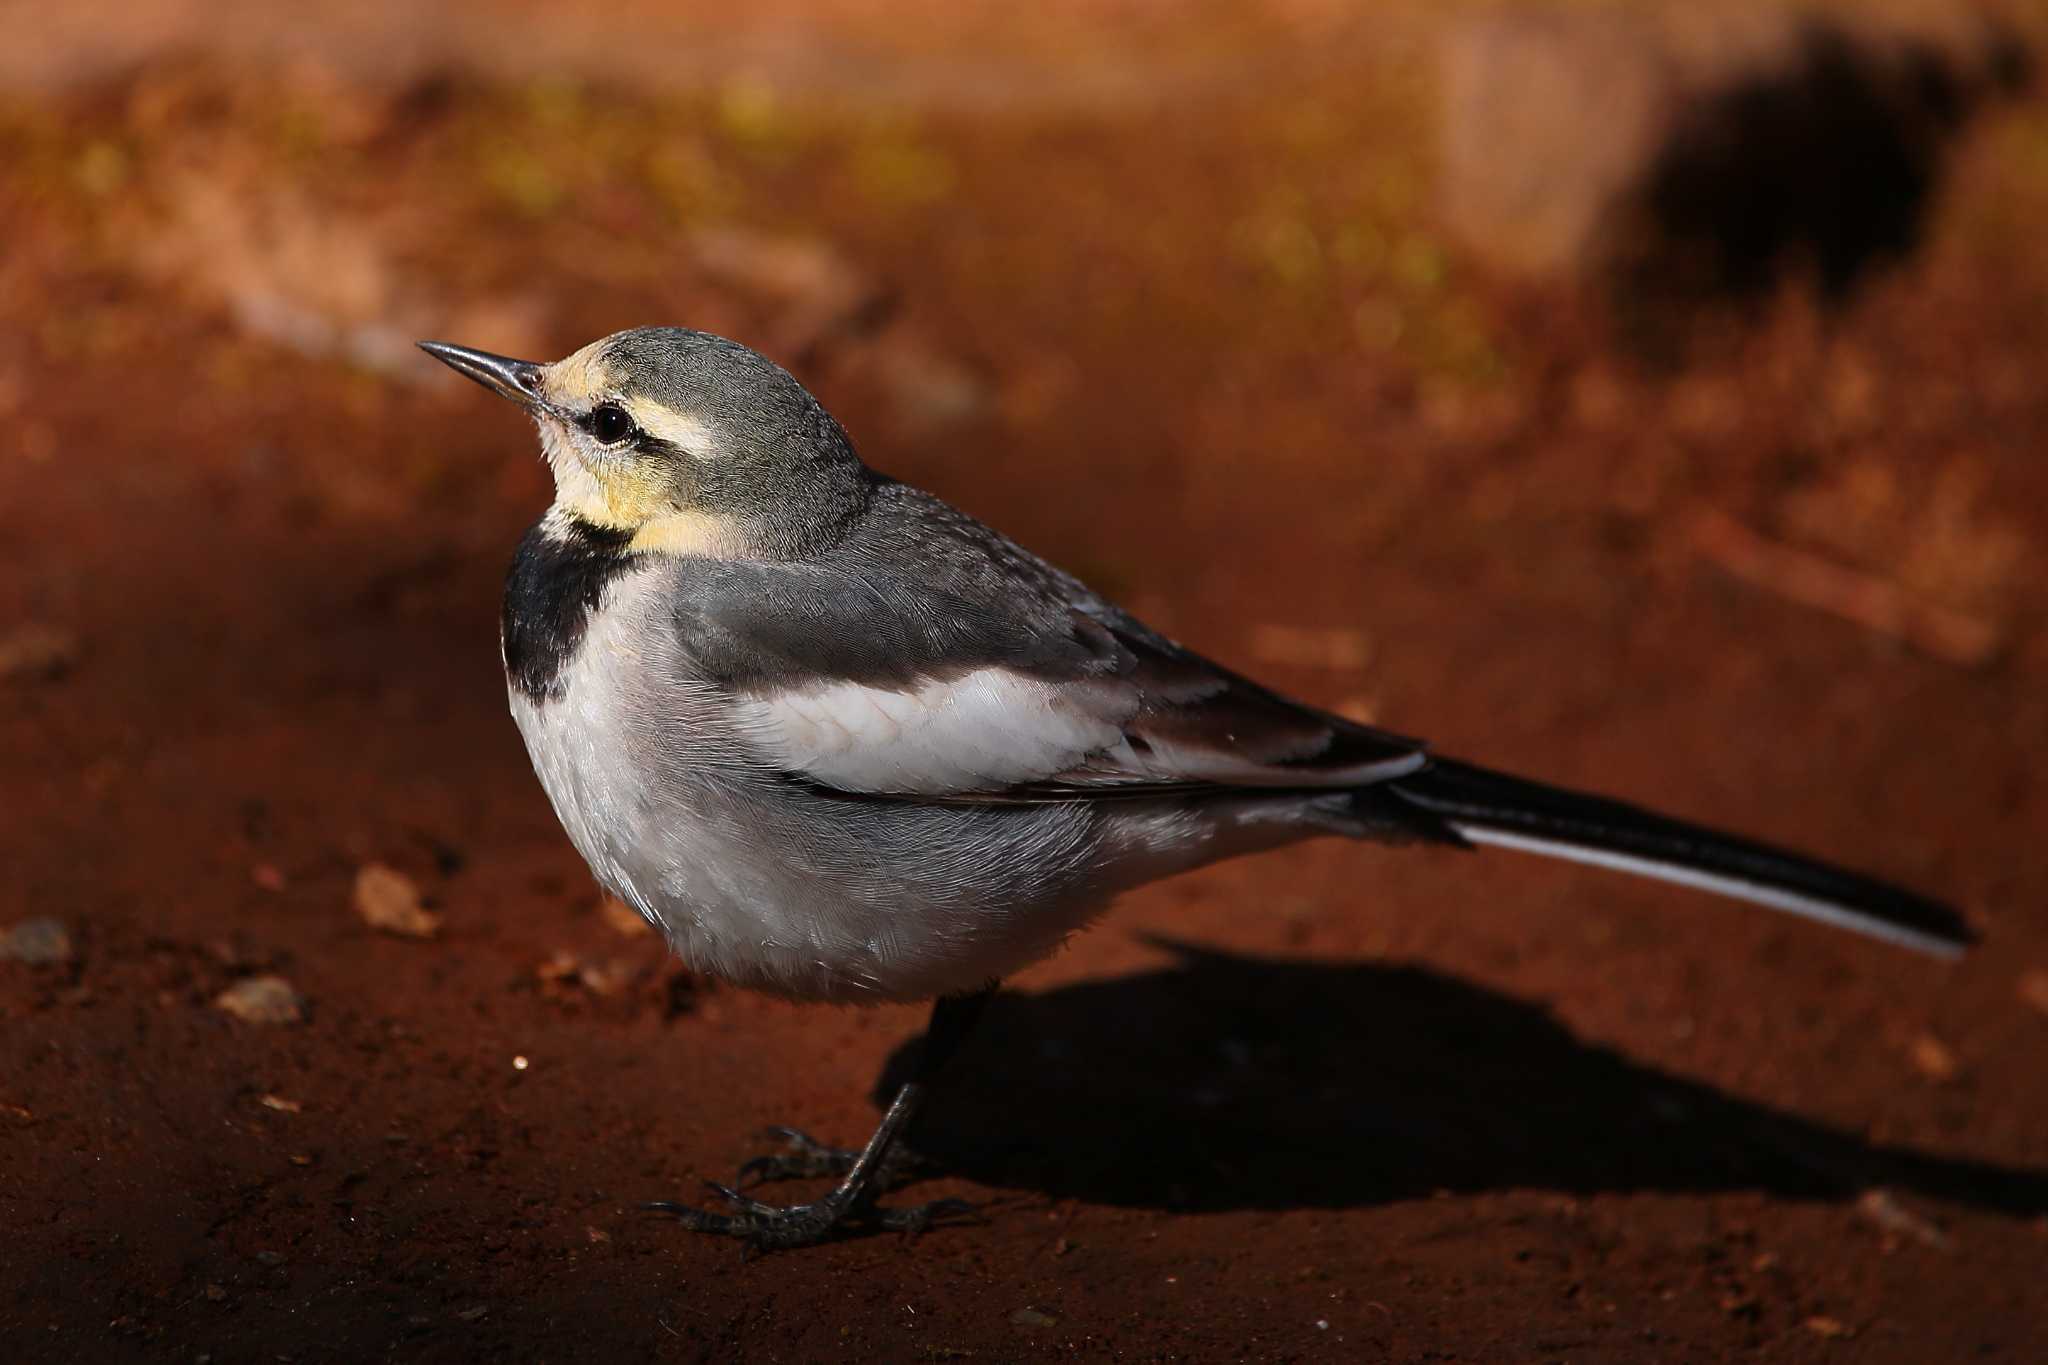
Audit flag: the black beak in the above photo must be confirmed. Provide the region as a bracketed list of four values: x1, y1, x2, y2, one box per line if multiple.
[417, 341, 547, 408]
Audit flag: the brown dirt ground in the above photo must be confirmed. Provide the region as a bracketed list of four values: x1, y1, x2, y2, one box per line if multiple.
[3, 6, 2046, 1361]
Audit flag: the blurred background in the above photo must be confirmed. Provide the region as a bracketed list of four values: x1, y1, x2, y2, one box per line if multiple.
[4, 1, 2046, 1360]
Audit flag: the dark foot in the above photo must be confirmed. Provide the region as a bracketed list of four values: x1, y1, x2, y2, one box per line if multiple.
[737, 1126, 936, 1192]
[649, 991, 997, 1253]
[646, 1181, 973, 1251]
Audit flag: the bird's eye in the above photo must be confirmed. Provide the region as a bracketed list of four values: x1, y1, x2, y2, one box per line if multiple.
[588, 402, 636, 446]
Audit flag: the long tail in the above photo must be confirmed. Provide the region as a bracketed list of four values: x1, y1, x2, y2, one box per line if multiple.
[1381, 757, 1971, 958]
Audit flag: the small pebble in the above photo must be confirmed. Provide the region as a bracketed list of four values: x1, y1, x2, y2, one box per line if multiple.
[1909, 1034, 1958, 1083]
[1247, 622, 1373, 671]
[598, 896, 653, 938]
[2018, 970, 2048, 1016]
[214, 976, 305, 1025]
[537, 951, 639, 998]
[0, 623, 77, 682]
[0, 917, 73, 965]
[1010, 1307, 1059, 1329]
[1804, 1315, 1853, 1340]
[354, 863, 440, 939]
[1857, 1188, 1954, 1251]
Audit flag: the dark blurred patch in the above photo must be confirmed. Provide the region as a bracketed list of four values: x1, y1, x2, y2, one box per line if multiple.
[1440, 9, 2032, 352]
[878, 939, 2048, 1218]
[1610, 18, 2031, 337]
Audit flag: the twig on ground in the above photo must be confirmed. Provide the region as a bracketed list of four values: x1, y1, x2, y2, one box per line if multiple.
[1688, 506, 2003, 668]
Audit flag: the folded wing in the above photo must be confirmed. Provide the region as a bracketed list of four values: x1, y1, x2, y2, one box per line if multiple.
[736, 649, 1425, 799]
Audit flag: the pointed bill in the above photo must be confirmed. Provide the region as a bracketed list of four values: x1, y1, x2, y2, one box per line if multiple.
[418, 341, 548, 408]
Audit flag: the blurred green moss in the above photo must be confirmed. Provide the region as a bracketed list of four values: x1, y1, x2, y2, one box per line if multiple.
[850, 135, 956, 207]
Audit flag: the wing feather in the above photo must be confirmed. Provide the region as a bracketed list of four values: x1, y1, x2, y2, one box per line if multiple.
[670, 484, 1426, 802]
[731, 610, 1423, 800]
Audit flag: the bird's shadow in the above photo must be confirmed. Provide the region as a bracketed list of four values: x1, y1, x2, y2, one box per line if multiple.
[875, 938, 2047, 1218]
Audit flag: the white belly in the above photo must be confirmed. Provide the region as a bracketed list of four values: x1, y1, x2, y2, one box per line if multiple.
[505, 575, 1338, 1001]
[505, 591, 1132, 1002]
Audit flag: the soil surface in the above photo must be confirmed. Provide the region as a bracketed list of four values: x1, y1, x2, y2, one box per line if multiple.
[3, 5, 2046, 1361]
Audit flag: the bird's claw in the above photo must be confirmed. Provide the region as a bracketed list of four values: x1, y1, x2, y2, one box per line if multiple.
[879, 1197, 978, 1236]
[643, 1186, 975, 1251]
[735, 1126, 936, 1192]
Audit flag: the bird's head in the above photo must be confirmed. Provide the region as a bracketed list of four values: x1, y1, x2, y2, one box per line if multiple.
[420, 327, 871, 558]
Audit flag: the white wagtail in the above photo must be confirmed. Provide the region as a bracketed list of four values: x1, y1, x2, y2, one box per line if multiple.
[420, 327, 1969, 1249]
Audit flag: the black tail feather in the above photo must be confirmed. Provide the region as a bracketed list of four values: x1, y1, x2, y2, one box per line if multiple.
[1384, 758, 1972, 957]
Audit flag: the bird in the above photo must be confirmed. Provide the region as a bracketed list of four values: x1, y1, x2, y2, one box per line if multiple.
[420, 327, 1970, 1250]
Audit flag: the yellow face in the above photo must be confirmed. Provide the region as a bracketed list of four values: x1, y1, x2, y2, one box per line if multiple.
[424, 326, 864, 563]
[535, 338, 745, 557]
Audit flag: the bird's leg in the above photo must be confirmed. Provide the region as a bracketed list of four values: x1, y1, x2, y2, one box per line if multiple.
[736, 988, 990, 1192]
[648, 987, 992, 1250]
